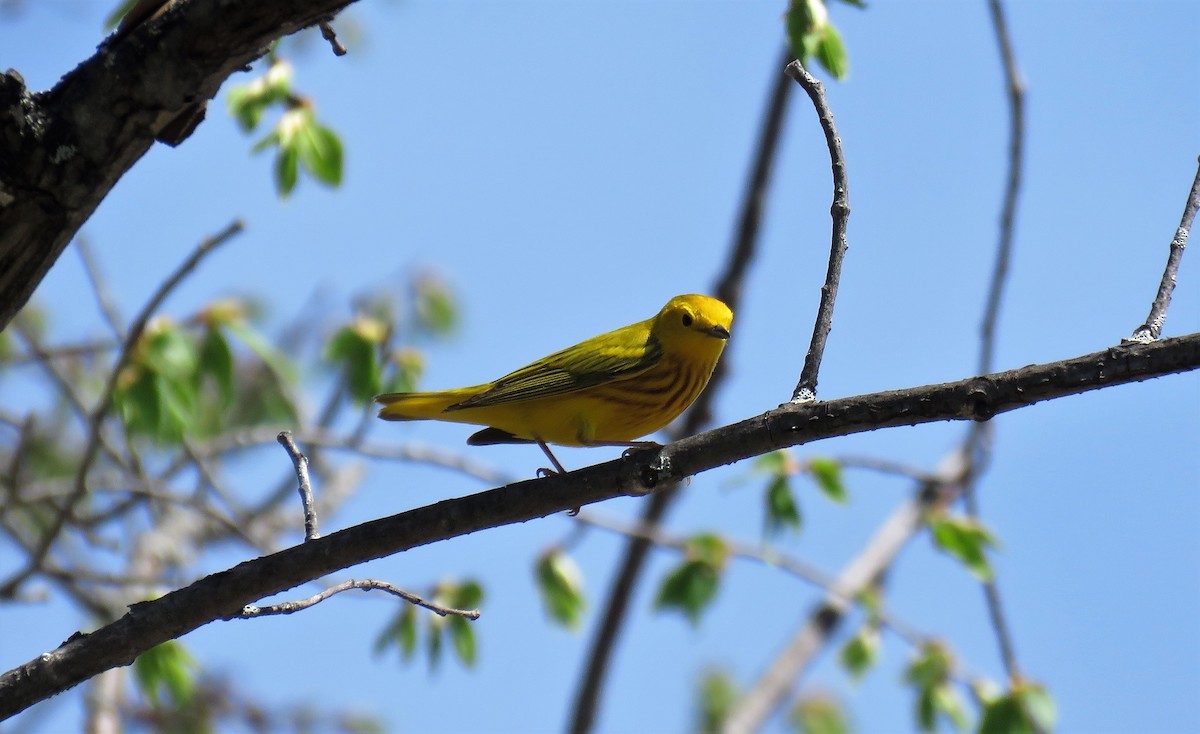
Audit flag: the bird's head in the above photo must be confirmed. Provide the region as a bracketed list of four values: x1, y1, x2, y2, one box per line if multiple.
[653, 294, 733, 349]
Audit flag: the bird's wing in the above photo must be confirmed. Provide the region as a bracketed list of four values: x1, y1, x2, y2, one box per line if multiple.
[447, 322, 662, 410]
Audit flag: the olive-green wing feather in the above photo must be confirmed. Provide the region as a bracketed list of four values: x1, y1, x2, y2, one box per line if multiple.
[448, 321, 662, 410]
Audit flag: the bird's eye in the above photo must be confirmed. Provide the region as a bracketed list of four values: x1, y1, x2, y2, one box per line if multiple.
[681, 313, 693, 327]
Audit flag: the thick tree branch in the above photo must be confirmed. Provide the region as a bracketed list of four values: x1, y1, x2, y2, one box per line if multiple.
[1, 334, 1196, 719]
[0, 0, 356, 331]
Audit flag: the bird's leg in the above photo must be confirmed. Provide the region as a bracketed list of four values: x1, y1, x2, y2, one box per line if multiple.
[536, 439, 568, 475]
[534, 439, 581, 516]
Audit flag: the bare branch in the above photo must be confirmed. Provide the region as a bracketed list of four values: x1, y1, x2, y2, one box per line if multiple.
[960, 0, 1029, 687]
[75, 237, 124, 340]
[1, 333, 1195, 718]
[786, 60, 851, 402]
[277, 431, 319, 541]
[241, 578, 480, 619]
[172, 426, 513, 486]
[1128, 155, 1200, 342]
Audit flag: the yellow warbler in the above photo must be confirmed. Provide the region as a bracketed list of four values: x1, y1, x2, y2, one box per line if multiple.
[375, 294, 733, 471]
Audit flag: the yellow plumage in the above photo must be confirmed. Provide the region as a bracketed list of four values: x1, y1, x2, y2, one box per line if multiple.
[375, 294, 732, 468]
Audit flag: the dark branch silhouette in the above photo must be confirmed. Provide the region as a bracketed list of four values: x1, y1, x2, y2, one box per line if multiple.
[2, 332, 1197, 719]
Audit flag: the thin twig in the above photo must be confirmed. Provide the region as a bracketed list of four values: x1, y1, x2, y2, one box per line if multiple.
[167, 426, 513, 485]
[568, 46, 792, 734]
[318, 20, 347, 56]
[0, 220, 242, 599]
[241, 578, 480, 619]
[835, 454, 941, 484]
[76, 236, 124, 340]
[3, 339, 121, 366]
[961, 0, 1027, 687]
[278, 431, 319, 541]
[1127, 155, 1200, 343]
[786, 59, 851, 402]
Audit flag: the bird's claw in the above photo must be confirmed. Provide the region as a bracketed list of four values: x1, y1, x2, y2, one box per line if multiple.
[621, 442, 662, 460]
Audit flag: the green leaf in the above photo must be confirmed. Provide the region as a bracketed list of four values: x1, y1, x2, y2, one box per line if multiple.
[789, 696, 849, 734]
[275, 146, 299, 198]
[929, 514, 998, 582]
[114, 367, 160, 437]
[296, 121, 344, 187]
[383, 348, 425, 394]
[103, 0, 139, 30]
[536, 550, 587, 629]
[786, 0, 826, 64]
[915, 685, 938, 733]
[449, 617, 477, 667]
[815, 22, 850, 80]
[686, 533, 729, 568]
[132, 641, 196, 707]
[141, 321, 198, 379]
[1020, 684, 1057, 732]
[373, 605, 419, 662]
[932, 682, 969, 731]
[980, 683, 1056, 734]
[450, 579, 484, 610]
[904, 642, 954, 689]
[839, 625, 880, 681]
[765, 474, 803, 536]
[808, 457, 847, 503]
[979, 694, 1026, 734]
[754, 448, 792, 475]
[398, 605, 418, 658]
[222, 320, 296, 383]
[414, 276, 458, 336]
[695, 669, 738, 733]
[326, 319, 386, 403]
[197, 326, 235, 404]
[426, 613, 444, 670]
[654, 559, 720, 625]
[152, 371, 196, 440]
[905, 643, 962, 733]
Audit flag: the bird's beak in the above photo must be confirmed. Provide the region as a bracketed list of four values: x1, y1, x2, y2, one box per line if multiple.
[707, 324, 731, 340]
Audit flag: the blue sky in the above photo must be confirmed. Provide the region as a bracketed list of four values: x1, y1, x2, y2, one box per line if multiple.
[2, 1, 1198, 732]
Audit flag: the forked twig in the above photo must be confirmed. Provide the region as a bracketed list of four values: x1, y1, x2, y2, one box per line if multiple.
[241, 578, 480, 619]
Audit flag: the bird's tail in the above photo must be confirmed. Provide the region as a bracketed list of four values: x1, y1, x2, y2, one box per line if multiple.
[375, 387, 482, 421]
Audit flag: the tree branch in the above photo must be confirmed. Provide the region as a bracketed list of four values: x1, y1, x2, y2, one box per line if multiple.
[787, 60, 851, 402]
[1128, 155, 1200, 343]
[241, 579, 479, 619]
[1, 334, 1196, 718]
[0, 0, 356, 331]
[277, 431, 319, 541]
